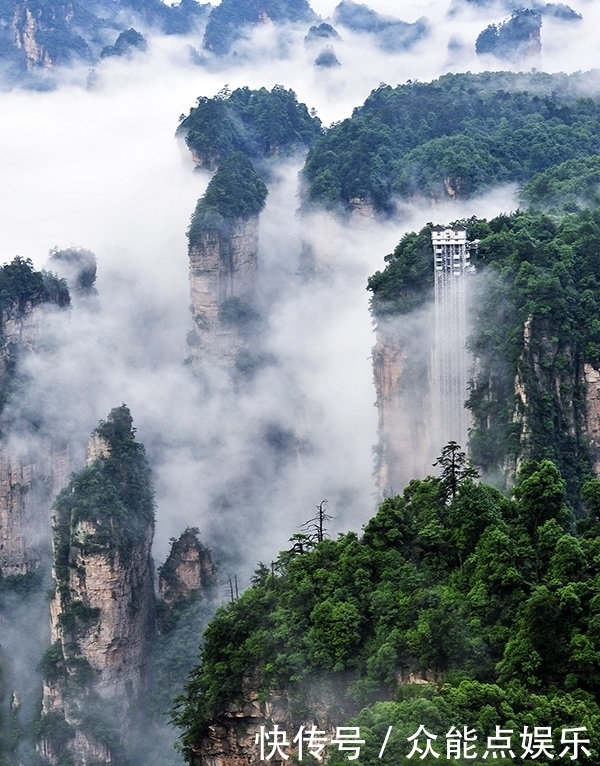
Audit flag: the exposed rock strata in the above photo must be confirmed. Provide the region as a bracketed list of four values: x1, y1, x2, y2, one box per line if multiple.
[191, 676, 356, 766]
[584, 363, 600, 474]
[158, 528, 218, 607]
[188, 215, 260, 369]
[0, 443, 71, 576]
[0, 301, 72, 575]
[372, 319, 437, 497]
[39, 407, 155, 765]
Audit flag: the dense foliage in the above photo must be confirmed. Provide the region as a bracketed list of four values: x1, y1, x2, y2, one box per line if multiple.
[521, 155, 600, 213]
[178, 85, 322, 168]
[301, 71, 600, 212]
[201, 0, 315, 55]
[174, 454, 600, 763]
[53, 404, 154, 571]
[187, 153, 268, 239]
[0, 256, 69, 313]
[367, 225, 434, 317]
[367, 208, 600, 504]
[463, 211, 600, 498]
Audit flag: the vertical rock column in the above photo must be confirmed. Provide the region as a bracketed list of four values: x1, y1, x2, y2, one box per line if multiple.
[0, 287, 72, 576]
[39, 405, 155, 766]
[186, 152, 268, 372]
[188, 215, 261, 367]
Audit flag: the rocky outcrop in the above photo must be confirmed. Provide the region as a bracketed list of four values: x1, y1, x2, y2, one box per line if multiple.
[11, 0, 91, 70]
[0, 443, 71, 576]
[186, 153, 267, 375]
[584, 363, 600, 475]
[39, 406, 155, 766]
[158, 528, 218, 607]
[191, 675, 355, 766]
[4, 0, 207, 80]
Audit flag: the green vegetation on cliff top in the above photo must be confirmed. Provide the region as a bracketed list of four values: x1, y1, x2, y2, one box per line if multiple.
[178, 85, 322, 167]
[175, 451, 600, 763]
[367, 208, 600, 505]
[301, 71, 600, 212]
[53, 404, 155, 571]
[187, 152, 268, 240]
[0, 256, 69, 313]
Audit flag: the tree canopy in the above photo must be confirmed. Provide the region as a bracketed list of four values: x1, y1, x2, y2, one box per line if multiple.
[0, 256, 69, 313]
[187, 152, 268, 240]
[301, 71, 600, 212]
[53, 404, 155, 565]
[178, 85, 322, 168]
[367, 208, 600, 504]
[174, 457, 600, 763]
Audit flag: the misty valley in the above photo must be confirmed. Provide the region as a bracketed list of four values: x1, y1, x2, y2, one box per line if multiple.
[2, 0, 600, 764]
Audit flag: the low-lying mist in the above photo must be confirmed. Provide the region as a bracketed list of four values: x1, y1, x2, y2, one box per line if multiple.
[0, 0, 596, 759]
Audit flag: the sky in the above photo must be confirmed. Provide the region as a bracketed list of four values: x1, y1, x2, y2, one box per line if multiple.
[1, 0, 596, 572]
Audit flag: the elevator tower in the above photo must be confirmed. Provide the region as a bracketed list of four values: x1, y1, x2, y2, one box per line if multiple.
[431, 224, 473, 449]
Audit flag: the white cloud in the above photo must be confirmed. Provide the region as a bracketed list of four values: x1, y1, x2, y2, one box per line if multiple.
[0, 0, 593, 574]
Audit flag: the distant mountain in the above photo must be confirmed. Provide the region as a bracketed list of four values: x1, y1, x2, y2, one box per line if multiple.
[0, 0, 210, 86]
[474, 4, 581, 62]
[458, 0, 580, 15]
[202, 0, 317, 55]
[475, 8, 542, 62]
[332, 0, 429, 52]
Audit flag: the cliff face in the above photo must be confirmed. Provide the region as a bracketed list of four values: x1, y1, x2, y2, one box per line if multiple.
[191, 676, 354, 766]
[12, 3, 53, 69]
[0, 443, 71, 576]
[188, 215, 260, 368]
[0, 300, 72, 576]
[372, 318, 438, 497]
[10, 0, 92, 70]
[39, 406, 155, 766]
[186, 152, 267, 374]
[584, 363, 600, 475]
[158, 528, 218, 607]
[372, 305, 600, 503]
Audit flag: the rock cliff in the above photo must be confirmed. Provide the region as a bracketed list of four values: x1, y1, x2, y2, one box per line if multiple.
[0, 281, 72, 576]
[38, 405, 155, 765]
[372, 311, 600, 502]
[188, 215, 261, 369]
[186, 153, 267, 374]
[3, 0, 208, 81]
[0, 443, 71, 576]
[583, 363, 600, 475]
[158, 527, 218, 607]
[190, 676, 355, 766]
[372, 317, 437, 497]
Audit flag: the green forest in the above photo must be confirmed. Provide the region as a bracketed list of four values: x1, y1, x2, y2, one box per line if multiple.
[175, 447, 600, 764]
[177, 85, 322, 169]
[301, 71, 600, 213]
[201, 0, 315, 55]
[187, 152, 269, 241]
[367, 208, 600, 508]
[174, 67, 600, 765]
